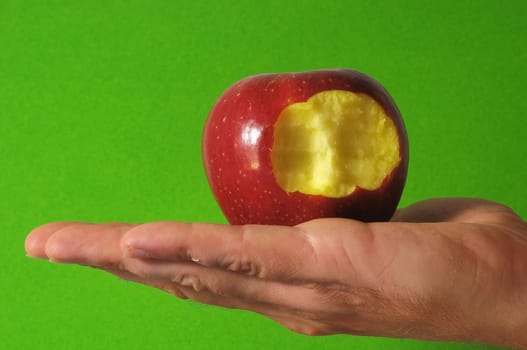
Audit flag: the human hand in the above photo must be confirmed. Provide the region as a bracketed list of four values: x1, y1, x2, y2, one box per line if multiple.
[25, 198, 527, 348]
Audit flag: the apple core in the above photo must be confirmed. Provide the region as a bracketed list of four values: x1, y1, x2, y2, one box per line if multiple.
[271, 90, 400, 198]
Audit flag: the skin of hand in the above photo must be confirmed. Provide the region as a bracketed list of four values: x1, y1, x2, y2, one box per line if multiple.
[25, 198, 527, 348]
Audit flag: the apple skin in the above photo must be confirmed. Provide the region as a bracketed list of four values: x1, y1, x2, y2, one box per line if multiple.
[202, 69, 408, 225]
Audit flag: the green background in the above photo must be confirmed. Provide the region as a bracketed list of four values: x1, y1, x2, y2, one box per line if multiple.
[1, 0, 525, 349]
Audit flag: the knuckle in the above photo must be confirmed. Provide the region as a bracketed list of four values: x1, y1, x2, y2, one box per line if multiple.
[171, 274, 203, 292]
[159, 283, 189, 299]
[221, 255, 262, 277]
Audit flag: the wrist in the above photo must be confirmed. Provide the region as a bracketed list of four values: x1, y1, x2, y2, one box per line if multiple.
[471, 296, 527, 348]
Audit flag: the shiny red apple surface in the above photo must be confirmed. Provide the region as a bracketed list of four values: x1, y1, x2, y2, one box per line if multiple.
[203, 69, 408, 225]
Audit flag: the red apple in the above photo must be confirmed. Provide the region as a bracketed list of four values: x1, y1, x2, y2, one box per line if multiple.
[202, 69, 408, 225]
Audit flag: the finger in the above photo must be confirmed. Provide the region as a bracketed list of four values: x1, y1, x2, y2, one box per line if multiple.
[121, 222, 319, 282]
[45, 223, 138, 267]
[102, 267, 189, 299]
[100, 262, 423, 338]
[392, 197, 520, 224]
[266, 315, 329, 336]
[25, 222, 83, 258]
[123, 257, 335, 312]
[103, 264, 335, 335]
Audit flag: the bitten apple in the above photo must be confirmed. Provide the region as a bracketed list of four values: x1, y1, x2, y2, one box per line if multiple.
[202, 69, 408, 225]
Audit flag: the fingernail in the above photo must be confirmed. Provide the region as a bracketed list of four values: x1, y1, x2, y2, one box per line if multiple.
[128, 248, 153, 259]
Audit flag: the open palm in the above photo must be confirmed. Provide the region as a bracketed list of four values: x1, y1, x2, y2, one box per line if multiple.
[25, 198, 527, 348]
